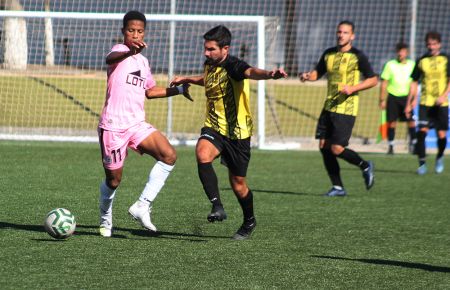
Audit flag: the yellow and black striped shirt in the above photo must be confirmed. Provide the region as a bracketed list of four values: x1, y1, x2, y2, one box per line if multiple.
[203, 55, 252, 139]
[411, 52, 449, 107]
[315, 47, 376, 116]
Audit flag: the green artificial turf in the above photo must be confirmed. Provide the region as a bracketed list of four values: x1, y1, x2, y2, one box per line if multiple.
[1, 141, 449, 289]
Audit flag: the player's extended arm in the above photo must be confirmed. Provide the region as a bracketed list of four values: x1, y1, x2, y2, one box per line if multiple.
[106, 51, 133, 65]
[145, 83, 192, 101]
[244, 67, 288, 80]
[299, 70, 319, 82]
[405, 81, 418, 118]
[170, 75, 205, 87]
[340, 76, 378, 95]
[106, 41, 147, 65]
[379, 79, 388, 109]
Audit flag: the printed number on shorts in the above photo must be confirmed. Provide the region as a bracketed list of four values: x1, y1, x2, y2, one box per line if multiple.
[111, 148, 122, 163]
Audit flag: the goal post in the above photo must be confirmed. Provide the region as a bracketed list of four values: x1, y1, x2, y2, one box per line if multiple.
[0, 10, 274, 148]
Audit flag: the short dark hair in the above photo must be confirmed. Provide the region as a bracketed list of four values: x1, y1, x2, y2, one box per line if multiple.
[396, 42, 408, 51]
[123, 10, 146, 28]
[425, 31, 441, 43]
[338, 20, 355, 32]
[203, 25, 232, 47]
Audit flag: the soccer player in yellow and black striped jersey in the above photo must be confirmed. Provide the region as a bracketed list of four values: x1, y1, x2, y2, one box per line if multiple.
[171, 25, 287, 240]
[405, 31, 450, 175]
[300, 20, 378, 197]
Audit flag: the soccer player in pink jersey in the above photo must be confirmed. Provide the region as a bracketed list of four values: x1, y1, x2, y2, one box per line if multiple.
[97, 11, 191, 237]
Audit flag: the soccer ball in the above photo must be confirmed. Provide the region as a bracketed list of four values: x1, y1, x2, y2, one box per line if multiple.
[44, 208, 76, 239]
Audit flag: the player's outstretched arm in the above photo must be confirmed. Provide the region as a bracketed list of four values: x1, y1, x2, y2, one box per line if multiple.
[244, 68, 288, 80]
[106, 41, 147, 65]
[170, 75, 205, 87]
[145, 83, 193, 101]
[299, 70, 318, 82]
[340, 76, 378, 95]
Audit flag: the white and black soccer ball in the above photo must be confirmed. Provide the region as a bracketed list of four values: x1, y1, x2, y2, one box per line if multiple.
[44, 208, 76, 239]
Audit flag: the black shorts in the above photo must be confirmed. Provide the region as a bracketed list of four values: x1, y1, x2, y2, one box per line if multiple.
[315, 110, 355, 147]
[418, 105, 449, 131]
[199, 127, 251, 177]
[387, 94, 414, 122]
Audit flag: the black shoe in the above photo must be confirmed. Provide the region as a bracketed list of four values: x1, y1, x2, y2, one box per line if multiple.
[232, 217, 256, 240]
[362, 161, 374, 190]
[207, 205, 227, 222]
[387, 145, 394, 155]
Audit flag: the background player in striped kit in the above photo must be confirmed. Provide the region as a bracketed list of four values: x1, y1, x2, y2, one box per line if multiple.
[300, 20, 378, 197]
[405, 31, 450, 175]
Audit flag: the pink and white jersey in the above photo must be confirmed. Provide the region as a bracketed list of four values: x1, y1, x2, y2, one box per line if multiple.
[99, 44, 156, 131]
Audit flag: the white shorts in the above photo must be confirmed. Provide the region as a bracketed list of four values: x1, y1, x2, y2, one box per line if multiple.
[98, 121, 157, 170]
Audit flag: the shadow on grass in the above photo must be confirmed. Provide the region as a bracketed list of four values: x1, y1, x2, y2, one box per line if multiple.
[312, 255, 450, 273]
[0, 222, 46, 233]
[221, 187, 316, 196]
[31, 238, 69, 242]
[0, 221, 229, 242]
[76, 225, 229, 241]
[340, 167, 417, 174]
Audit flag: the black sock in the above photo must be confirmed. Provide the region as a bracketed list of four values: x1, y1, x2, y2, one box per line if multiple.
[408, 127, 417, 144]
[416, 131, 427, 160]
[337, 148, 368, 170]
[198, 162, 222, 207]
[238, 190, 254, 221]
[320, 148, 343, 187]
[437, 137, 447, 159]
[388, 127, 395, 143]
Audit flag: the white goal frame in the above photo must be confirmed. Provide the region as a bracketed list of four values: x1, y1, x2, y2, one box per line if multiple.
[0, 11, 272, 148]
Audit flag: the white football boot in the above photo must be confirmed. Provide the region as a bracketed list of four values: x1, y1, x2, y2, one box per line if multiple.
[128, 200, 157, 232]
[435, 157, 444, 174]
[99, 198, 113, 237]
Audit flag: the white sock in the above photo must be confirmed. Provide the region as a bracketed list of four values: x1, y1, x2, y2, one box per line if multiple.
[139, 161, 174, 204]
[100, 181, 116, 215]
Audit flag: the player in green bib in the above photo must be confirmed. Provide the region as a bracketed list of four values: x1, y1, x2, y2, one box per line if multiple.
[379, 43, 417, 154]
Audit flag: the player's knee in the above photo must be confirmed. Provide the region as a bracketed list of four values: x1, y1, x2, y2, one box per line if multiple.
[161, 148, 177, 165]
[196, 149, 214, 163]
[318, 139, 330, 150]
[106, 177, 121, 189]
[231, 178, 247, 196]
[330, 145, 344, 156]
[233, 185, 248, 197]
[438, 130, 447, 139]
